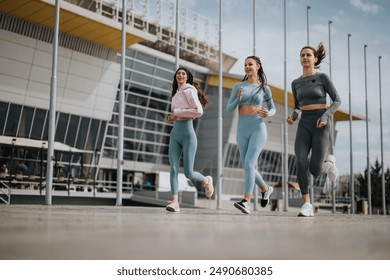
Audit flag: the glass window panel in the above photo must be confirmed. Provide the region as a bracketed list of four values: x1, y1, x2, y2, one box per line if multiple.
[146, 110, 158, 120]
[150, 88, 170, 101]
[55, 113, 69, 143]
[19, 106, 34, 138]
[96, 121, 106, 150]
[134, 61, 155, 75]
[126, 116, 137, 127]
[86, 119, 99, 151]
[126, 48, 135, 57]
[65, 115, 80, 147]
[31, 109, 47, 140]
[125, 57, 134, 69]
[5, 104, 21, 136]
[0, 102, 9, 134]
[129, 84, 150, 96]
[76, 117, 90, 150]
[123, 151, 134, 161]
[124, 127, 135, 139]
[127, 94, 148, 106]
[135, 52, 156, 66]
[156, 59, 175, 71]
[132, 72, 153, 87]
[155, 67, 174, 81]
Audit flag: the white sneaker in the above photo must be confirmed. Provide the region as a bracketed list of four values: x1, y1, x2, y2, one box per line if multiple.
[323, 154, 338, 182]
[234, 199, 251, 214]
[260, 186, 274, 207]
[166, 201, 180, 212]
[298, 202, 314, 217]
[204, 176, 214, 198]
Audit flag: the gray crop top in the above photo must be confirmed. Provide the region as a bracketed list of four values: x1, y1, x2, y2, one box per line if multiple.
[291, 72, 341, 123]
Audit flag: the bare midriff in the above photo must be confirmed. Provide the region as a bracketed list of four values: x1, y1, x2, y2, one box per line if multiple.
[239, 105, 258, 116]
[176, 116, 193, 120]
[300, 104, 327, 111]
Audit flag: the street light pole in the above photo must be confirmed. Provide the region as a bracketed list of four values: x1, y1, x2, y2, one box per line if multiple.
[347, 34, 355, 214]
[378, 55, 386, 215]
[364, 44, 372, 215]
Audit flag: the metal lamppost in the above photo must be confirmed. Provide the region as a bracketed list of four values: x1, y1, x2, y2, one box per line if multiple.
[283, 0, 289, 211]
[378, 56, 386, 215]
[216, 0, 223, 209]
[364, 44, 372, 214]
[116, 0, 126, 206]
[347, 34, 355, 214]
[46, 0, 61, 205]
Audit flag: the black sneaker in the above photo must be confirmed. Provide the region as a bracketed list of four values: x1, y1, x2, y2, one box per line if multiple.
[234, 199, 251, 214]
[260, 186, 274, 207]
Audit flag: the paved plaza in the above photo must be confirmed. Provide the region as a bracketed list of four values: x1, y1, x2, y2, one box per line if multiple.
[0, 204, 389, 260]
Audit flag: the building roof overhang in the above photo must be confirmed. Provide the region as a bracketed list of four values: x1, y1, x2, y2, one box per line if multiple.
[0, 0, 156, 51]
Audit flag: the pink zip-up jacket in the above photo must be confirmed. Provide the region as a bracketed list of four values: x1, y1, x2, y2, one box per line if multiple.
[171, 84, 203, 118]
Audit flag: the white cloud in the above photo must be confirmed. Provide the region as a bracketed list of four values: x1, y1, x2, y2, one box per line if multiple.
[349, 0, 380, 14]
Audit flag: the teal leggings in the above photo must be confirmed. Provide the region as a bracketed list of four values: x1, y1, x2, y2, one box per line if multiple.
[236, 115, 267, 195]
[169, 120, 205, 195]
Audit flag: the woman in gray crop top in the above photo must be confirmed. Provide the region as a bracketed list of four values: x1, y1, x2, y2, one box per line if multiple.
[287, 42, 341, 217]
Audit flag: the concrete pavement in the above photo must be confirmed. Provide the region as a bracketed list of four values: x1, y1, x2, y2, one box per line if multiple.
[0, 204, 389, 260]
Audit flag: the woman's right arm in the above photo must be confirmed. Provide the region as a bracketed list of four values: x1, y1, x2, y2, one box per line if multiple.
[287, 81, 301, 125]
[226, 83, 241, 113]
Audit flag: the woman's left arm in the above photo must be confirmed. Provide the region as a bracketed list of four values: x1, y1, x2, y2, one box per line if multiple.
[173, 86, 204, 118]
[319, 73, 341, 123]
[263, 86, 276, 117]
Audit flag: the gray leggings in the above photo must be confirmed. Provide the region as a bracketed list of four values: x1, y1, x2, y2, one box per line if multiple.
[169, 120, 205, 195]
[295, 109, 330, 195]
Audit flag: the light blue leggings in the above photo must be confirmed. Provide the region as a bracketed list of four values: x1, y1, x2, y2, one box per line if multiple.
[236, 115, 267, 195]
[169, 120, 205, 195]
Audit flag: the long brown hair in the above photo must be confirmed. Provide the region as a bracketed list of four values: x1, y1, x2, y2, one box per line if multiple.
[300, 42, 326, 69]
[171, 67, 210, 109]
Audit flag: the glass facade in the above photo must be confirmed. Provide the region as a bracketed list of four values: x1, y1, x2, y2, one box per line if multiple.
[103, 48, 206, 166]
[0, 101, 107, 182]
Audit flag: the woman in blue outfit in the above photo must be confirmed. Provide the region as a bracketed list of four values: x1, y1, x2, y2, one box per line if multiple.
[165, 67, 214, 212]
[287, 43, 341, 217]
[227, 55, 276, 214]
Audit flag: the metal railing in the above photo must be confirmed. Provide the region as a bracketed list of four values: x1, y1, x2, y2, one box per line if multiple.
[0, 180, 11, 204]
[64, 0, 219, 64]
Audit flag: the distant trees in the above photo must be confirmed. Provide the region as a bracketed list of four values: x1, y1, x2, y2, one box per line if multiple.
[356, 159, 390, 211]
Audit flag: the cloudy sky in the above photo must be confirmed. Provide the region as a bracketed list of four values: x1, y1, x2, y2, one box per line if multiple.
[149, 0, 390, 175]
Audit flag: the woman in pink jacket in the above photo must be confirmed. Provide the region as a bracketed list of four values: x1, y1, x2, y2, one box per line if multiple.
[165, 67, 214, 212]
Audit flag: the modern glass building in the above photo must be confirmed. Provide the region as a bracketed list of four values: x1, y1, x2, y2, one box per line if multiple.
[0, 0, 359, 205]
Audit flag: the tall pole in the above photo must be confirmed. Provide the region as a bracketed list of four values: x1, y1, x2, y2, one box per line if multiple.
[347, 34, 355, 214]
[253, 0, 256, 55]
[252, 0, 258, 211]
[46, 0, 61, 205]
[175, 0, 180, 69]
[328, 20, 336, 214]
[283, 0, 289, 211]
[328, 21, 332, 79]
[116, 0, 126, 206]
[378, 56, 386, 215]
[306, 5, 314, 205]
[216, 0, 223, 209]
[306, 6, 311, 45]
[364, 44, 372, 214]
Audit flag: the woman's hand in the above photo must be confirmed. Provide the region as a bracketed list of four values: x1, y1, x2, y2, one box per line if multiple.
[286, 116, 294, 125]
[165, 113, 176, 123]
[237, 87, 243, 100]
[257, 106, 269, 118]
[316, 118, 327, 128]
